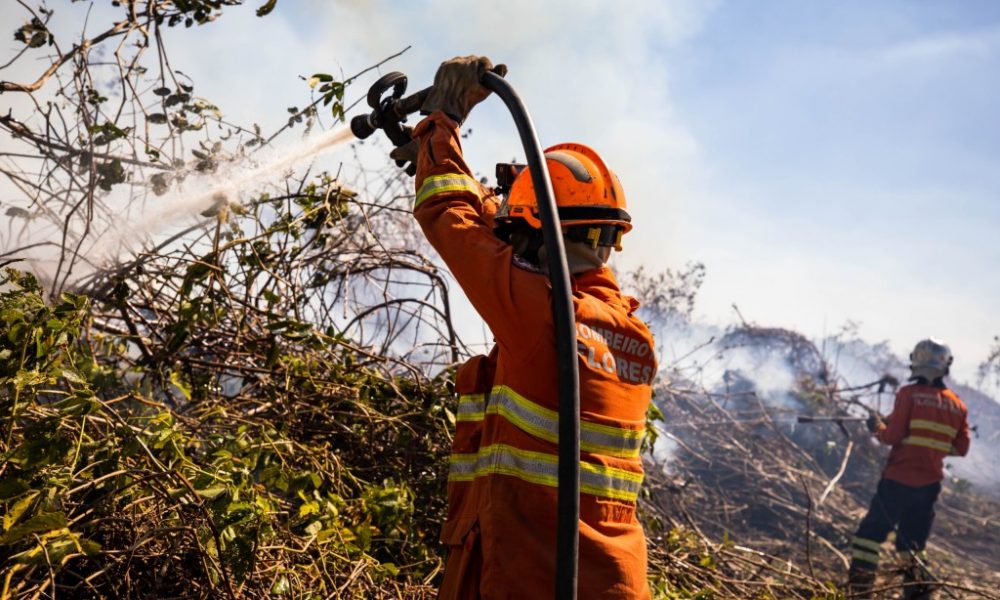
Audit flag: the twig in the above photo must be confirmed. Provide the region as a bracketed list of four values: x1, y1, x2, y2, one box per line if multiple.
[798, 474, 816, 580]
[817, 439, 853, 506]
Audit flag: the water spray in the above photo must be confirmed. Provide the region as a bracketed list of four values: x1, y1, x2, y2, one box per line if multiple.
[86, 126, 356, 267]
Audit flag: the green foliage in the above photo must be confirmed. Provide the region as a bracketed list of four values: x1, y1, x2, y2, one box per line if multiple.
[643, 398, 665, 455]
[0, 255, 450, 597]
[148, 1, 243, 28]
[309, 73, 347, 121]
[645, 526, 843, 599]
[95, 159, 127, 191]
[978, 334, 1000, 391]
[256, 0, 278, 17]
[88, 121, 131, 147]
[1, 2, 443, 594]
[13, 17, 52, 48]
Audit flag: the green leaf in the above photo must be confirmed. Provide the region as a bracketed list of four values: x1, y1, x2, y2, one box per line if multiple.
[10, 532, 98, 566]
[196, 486, 228, 500]
[0, 478, 30, 501]
[221, 530, 255, 582]
[0, 511, 67, 545]
[61, 369, 84, 384]
[13, 369, 47, 390]
[14, 18, 50, 49]
[218, 502, 254, 528]
[96, 159, 127, 191]
[298, 500, 319, 518]
[170, 370, 192, 400]
[256, 0, 278, 17]
[271, 576, 290, 595]
[303, 520, 322, 536]
[165, 93, 190, 107]
[3, 492, 39, 532]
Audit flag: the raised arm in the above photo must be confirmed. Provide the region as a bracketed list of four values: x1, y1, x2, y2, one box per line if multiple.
[876, 388, 913, 446]
[410, 111, 551, 353]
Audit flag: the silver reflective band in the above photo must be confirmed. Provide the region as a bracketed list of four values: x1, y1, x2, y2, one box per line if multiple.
[488, 385, 644, 459]
[448, 443, 643, 502]
[456, 394, 485, 422]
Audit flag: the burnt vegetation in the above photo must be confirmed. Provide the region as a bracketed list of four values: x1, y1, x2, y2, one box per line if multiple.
[644, 319, 1000, 599]
[1, 2, 999, 599]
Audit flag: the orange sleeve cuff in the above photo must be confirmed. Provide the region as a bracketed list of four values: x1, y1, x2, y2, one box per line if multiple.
[413, 111, 474, 185]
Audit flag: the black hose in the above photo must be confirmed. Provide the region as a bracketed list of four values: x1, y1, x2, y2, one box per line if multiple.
[481, 71, 580, 600]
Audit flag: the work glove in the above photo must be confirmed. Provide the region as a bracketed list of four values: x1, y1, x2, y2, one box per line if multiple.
[866, 412, 883, 434]
[421, 56, 507, 124]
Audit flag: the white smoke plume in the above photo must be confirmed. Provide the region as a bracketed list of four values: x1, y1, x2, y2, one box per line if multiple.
[646, 311, 1000, 494]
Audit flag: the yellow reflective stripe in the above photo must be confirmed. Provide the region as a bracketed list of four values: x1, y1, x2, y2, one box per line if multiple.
[852, 536, 882, 552]
[851, 548, 880, 565]
[488, 385, 644, 459]
[415, 173, 480, 208]
[902, 436, 953, 452]
[909, 419, 957, 437]
[580, 459, 644, 502]
[446, 443, 643, 502]
[447, 453, 478, 482]
[456, 394, 485, 422]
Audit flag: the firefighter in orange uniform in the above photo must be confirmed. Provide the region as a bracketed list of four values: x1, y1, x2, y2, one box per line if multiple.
[848, 339, 970, 600]
[400, 56, 657, 598]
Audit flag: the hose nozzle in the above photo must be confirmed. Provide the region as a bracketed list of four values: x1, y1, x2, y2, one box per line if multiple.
[350, 113, 378, 140]
[350, 72, 432, 177]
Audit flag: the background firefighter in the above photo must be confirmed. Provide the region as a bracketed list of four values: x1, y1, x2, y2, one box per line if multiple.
[398, 56, 658, 599]
[847, 338, 971, 599]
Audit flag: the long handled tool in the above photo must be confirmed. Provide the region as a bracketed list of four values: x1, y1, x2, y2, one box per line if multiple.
[797, 414, 871, 440]
[352, 68, 581, 600]
[796, 415, 867, 424]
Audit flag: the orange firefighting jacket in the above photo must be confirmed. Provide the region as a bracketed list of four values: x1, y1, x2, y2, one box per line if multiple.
[411, 112, 656, 599]
[876, 382, 970, 488]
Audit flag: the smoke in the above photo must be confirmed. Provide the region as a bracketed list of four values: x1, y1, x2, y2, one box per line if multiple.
[3, 126, 356, 287]
[645, 311, 1000, 494]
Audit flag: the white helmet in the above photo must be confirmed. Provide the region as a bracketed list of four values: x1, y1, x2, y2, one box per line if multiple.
[909, 338, 953, 380]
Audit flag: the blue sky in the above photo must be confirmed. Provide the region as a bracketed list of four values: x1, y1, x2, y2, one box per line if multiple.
[7, 1, 998, 384]
[146, 0, 1000, 383]
[660, 1, 1000, 383]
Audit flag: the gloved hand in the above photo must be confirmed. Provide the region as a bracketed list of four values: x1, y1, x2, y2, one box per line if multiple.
[866, 412, 883, 434]
[389, 125, 418, 175]
[421, 56, 507, 124]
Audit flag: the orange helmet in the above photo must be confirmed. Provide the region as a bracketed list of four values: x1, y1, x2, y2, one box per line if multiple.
[495, 143, 631, 249]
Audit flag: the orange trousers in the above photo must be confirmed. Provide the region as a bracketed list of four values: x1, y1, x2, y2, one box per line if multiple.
[438, 524, 482, 599]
